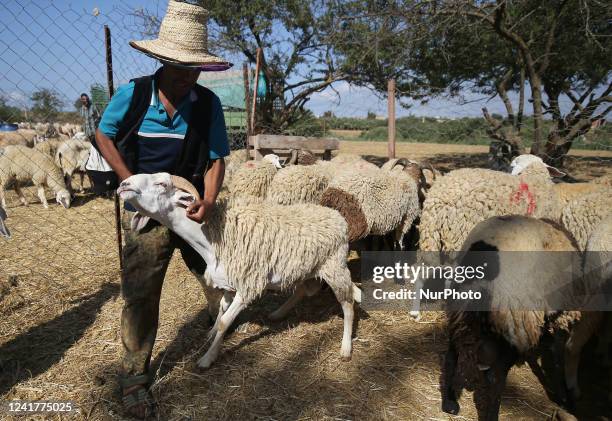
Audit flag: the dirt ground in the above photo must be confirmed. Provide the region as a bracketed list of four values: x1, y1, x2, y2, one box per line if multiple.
[0, 142, 610, 420]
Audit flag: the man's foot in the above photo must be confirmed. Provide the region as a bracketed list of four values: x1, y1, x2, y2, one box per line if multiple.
[120, 374, 150, 419]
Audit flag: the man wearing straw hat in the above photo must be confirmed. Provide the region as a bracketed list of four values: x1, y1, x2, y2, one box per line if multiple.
[95, 1, 231, 417]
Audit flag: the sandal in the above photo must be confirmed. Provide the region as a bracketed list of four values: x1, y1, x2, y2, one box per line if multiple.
[120, 374, 150, 419]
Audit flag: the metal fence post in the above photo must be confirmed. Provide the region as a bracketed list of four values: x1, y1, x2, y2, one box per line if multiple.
[104, 24, 123, 274]
[388, 79, 396, 159]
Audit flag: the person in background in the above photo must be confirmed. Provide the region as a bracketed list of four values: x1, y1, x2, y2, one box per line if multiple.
[79, 93, 100, 142]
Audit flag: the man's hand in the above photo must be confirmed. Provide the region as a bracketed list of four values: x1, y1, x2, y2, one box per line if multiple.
[186, 198, 215, 223]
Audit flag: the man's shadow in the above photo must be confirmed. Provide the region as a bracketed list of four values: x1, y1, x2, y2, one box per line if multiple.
[0, 282, 119, 395]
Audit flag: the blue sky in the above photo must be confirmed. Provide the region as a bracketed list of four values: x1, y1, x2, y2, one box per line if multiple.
[0, 0, 587, 120]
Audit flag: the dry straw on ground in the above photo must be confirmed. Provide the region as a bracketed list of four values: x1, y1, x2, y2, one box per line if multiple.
[0, 144, 610, 420]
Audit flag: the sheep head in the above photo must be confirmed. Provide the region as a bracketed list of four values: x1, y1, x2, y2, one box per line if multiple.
[510, 154, 565, 178]
[56, 189, 71, 209]
[262, 154, 283, 169]
[117, 173, 201, 231]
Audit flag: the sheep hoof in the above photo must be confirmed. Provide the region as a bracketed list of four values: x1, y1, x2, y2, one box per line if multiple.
[409, 310, 421, 321]
[196, 354, 215, 369]
[340, 348, 352, 361]
[442, 399, 460, 415]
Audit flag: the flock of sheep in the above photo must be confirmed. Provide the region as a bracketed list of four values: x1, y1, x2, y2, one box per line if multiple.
[0, 132, 610, 419]
[116, 148, 611, 420]
[0, 122, 91, 210]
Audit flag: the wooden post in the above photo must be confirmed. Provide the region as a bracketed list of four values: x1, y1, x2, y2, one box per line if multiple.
[250, 48, 262, 137]
[243, 62, 252, 160]
[387, 79, 396, 159]
[105, 25, 122, 273]
[104, 26, 114, 97]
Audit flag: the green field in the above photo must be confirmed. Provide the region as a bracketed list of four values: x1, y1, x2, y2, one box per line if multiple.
[314, 116, 611, 151]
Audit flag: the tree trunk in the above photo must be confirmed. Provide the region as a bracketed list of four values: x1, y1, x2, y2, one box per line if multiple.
[543, 132, 572, 168]
[528, 73, 545, 155]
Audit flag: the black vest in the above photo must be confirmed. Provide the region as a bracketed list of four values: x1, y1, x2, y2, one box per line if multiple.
[97, 74, 214, 196]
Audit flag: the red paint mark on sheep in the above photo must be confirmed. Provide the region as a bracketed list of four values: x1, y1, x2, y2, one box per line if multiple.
[510, 182, 536, 215]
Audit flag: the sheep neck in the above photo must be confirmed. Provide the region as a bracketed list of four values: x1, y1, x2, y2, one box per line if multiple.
[163, 206, 217, 266]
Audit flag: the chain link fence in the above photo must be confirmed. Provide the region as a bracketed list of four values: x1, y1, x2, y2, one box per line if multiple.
[1, 1, 610, 290]
[0, 1, 252, 296]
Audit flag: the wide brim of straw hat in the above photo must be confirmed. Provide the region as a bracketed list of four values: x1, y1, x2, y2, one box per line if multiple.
[129, 0, 231, 69]
[130, 40, 231, 68]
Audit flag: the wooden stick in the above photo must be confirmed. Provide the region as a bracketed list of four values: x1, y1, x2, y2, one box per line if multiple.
[250, 48, 262, 136]
[388, 79, 396, 159]
[243, 62, 252, 161]
[104, 25, 123, 274]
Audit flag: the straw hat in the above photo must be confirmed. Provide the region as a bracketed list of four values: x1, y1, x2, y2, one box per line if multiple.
[129, 0, 230, 67]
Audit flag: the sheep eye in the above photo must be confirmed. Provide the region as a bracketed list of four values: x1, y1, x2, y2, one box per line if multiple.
[154, 182, 168, 188]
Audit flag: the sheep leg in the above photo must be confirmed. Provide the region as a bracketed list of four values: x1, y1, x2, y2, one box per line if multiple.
[64, 174, 74, 196]
[409, 277, 423, 320]
[197, 292, 247, 369]
[36, 186, 48, 209]
[316, 249, 356, 360]
[441, 341, 461, 415]
[0, 184, 7, 208]
[14, 185, 27, 206]
[268, 279, 322, 321]
[208, 291, 233, 341]
[78, 172, 85, 192]
[473, 351, 514, 421]
[564, 312, 603, 403]
[339, 300, 354, 360]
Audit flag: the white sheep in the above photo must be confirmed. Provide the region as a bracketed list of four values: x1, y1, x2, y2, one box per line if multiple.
[319, 163, 420, 247]
[33, 138, 63, 157]
[511, 153, 610, 208]
[0, 204, 9, 238]
[411, 157, 565, 319]
[382, 158, 441, 205]
[227, 154, 282, 199]
[0, 145, 71, 209]
[54, 138, 92, 194]
[0, 129, 40, 148]
[221, 148, 249, 191]
[419, 158, 561, 253]
[266, 164, 331, 205]
[117, 172, 361, 368]
[560, 189, 612, 251]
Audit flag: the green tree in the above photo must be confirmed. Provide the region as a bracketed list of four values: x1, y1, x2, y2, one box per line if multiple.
[131, 1, 355, 133]
[30, 88, 63, 122]
[0, 96, 22, 122]
[335, 0, 611, 166]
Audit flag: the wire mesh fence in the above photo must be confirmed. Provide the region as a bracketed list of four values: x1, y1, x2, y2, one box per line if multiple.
[1, 1, 610, 290]
[0, 1, 610, 419]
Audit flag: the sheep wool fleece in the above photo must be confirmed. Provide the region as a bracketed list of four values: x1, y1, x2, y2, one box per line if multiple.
[419, 164, 560, 252]
[203, 199, 352, 303]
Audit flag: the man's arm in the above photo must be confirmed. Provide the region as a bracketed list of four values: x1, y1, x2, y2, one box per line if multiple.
[186, 158, 225, 223]
[95, 128, 133, 181]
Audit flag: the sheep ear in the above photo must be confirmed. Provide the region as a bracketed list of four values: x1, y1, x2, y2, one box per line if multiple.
[172, 190, 196, 208]
[545, 164, 566, 178]
[130, 212, 150, 232]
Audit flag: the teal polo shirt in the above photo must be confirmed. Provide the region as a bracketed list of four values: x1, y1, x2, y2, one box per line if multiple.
[99, 75, 230, 176]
